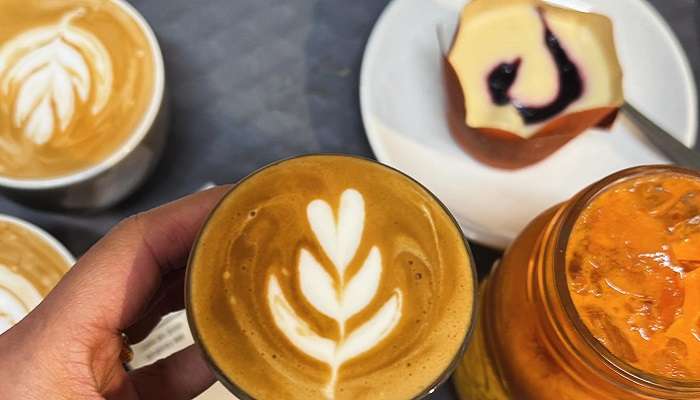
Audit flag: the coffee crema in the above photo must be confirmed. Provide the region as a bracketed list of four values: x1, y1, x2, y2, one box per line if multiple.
[0, 218, 71, 334]
[188, 156, 474, 400]
[0, 0, 156, 179]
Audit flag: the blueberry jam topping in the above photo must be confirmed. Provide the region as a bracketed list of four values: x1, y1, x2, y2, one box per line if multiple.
[488, 59, 522, 105]
[486, 9, 583, 124]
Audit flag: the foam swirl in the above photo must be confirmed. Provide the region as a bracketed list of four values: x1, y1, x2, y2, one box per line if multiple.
[0, 265, 43, 334]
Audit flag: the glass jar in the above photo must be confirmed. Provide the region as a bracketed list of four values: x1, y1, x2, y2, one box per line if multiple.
[453, 165, 700, 399]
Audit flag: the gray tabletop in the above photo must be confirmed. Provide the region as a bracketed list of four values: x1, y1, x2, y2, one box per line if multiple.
[0, 0, 697, 398]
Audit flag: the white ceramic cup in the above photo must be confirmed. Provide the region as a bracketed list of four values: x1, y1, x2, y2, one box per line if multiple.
[0, 0, 168, 211]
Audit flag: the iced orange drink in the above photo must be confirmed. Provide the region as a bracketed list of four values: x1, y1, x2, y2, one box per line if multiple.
[568, 173, 700, 379]
[454, 166, 700, 399]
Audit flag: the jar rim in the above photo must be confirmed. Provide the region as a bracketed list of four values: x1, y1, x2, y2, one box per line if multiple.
[552, 164, 700, 393]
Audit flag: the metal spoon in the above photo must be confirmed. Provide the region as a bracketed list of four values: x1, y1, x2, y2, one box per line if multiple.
[622, 102, 700, 170]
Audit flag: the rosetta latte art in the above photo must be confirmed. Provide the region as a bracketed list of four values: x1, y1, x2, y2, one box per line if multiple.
[0, 8, 113, 145]
[268, 189, 402, 399]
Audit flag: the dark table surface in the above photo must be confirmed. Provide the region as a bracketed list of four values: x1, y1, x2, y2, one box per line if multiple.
[1, 0, 697, 398]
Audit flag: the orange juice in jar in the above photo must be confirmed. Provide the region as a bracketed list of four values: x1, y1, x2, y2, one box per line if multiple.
[454, 166, 700, 399]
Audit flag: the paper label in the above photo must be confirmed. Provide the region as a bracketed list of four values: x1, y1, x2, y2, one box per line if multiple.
[129, 310, 238, 400]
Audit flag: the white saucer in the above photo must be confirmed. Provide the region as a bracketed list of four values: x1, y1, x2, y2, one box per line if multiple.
[360, 0, 698, 249]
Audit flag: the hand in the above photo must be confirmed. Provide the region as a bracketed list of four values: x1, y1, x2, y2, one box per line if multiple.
[0, 187, 230, 400]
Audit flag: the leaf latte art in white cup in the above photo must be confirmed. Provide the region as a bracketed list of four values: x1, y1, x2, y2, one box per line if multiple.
[187, 155, 476, 400]
[0, 0, 158, 179]
[0, 0, 166, 210]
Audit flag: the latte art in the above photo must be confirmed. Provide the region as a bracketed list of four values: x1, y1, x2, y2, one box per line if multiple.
[268, 189, 403, 398]
[0, 8, 113, 145]
[188, 156, 474, 400]
[0, 0, 156, 179]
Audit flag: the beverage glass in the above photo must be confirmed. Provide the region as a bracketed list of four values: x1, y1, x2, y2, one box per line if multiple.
[454, 165, 700, 400]
[186, 154, 478, 400]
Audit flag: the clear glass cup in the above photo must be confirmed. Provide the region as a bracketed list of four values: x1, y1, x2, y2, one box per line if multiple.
[186, 154, 478, 400]
[454, 165, 700, 400]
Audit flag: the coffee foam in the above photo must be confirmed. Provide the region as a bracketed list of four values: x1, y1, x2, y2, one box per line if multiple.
[189, 156, 474, 400]
[0, 0, 155, 179]
[0, 219, 71, 334]
[0, 265, 43, 333]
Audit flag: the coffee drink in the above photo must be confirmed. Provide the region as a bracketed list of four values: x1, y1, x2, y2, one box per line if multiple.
[0, 216, 73, 334]
[187, 155, 475, 400]
[0, 0, 156, 179]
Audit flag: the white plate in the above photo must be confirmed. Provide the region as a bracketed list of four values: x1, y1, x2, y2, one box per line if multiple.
[360, 0, 698, 249]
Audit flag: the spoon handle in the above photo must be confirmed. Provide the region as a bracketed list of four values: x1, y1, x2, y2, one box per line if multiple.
[622, 102, 700, 171]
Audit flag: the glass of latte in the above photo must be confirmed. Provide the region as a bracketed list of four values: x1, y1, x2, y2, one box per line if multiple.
[0, 215, 74, 335]
[0, 0, 167, 210]
[186, 155, 476, 400]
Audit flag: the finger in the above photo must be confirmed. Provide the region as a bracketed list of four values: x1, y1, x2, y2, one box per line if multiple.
[129, 344, 215, 400]
[43, 185, 230, 333]
[125, 269, 186, 343]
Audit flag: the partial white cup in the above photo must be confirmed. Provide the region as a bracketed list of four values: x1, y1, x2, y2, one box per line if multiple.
[0, 214, 75, 334]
